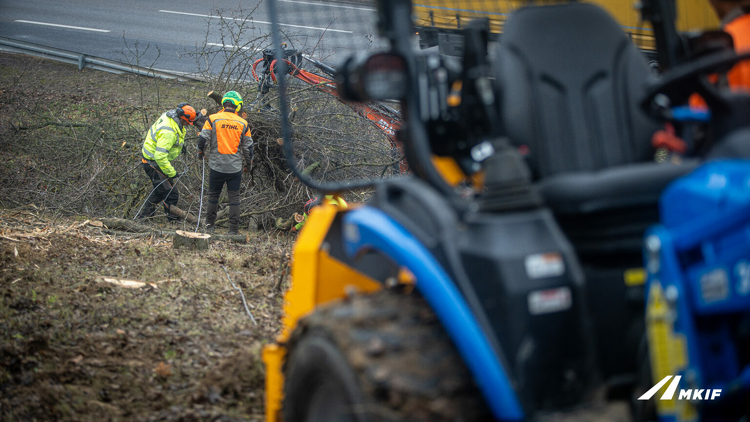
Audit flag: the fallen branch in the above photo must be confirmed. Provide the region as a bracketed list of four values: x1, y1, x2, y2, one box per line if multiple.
[273, 252, 290, 291]
[97, 277, 158, 289]
[207, 90, 224, 105]
[100, 218, 151, 233]
[94, 219, 251, 243]
[165, 204, 200, 224]
[12, 121, 91, 131]
[97, 229, 153, 238]
[301, 161, 320, 176]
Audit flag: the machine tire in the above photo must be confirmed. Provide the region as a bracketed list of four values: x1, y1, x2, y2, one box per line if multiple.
[283, 289, 491, 422]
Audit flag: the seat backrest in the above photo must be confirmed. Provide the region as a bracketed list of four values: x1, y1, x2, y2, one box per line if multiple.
[495, 3, 659, 178]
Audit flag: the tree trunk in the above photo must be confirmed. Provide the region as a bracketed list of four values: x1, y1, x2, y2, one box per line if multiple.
[207, 91, 224, 105]
[165, 204, 199, 224]
[101, 218, 151, 233]
[173, 230, 211, 250]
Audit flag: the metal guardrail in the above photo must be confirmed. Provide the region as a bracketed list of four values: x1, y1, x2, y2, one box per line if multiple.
[0, 36, 203, 82]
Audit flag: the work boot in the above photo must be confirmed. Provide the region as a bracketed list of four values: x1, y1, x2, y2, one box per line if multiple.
[137, 200, 156, 221]
[228, 190, 240, 235]
[205, 190, 220, 234]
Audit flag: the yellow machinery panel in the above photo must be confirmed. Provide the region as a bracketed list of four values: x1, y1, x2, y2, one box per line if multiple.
[263, 202, 383, 422]
[645, 282, 695, 421]
[413, 0, 719, 52]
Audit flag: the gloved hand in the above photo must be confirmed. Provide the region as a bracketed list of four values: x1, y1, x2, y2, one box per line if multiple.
[194, 111, 206, 128]
[182, 143, 188, 154]
[243, 166, 249, 174]
[198, 150, 205, 160]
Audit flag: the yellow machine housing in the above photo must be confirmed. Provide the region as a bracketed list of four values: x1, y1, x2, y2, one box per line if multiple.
[262, 202, 383, 422]
[414, 0, 718, 52]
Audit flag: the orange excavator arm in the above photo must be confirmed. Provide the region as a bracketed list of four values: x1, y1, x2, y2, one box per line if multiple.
[257, 53, 407, 172]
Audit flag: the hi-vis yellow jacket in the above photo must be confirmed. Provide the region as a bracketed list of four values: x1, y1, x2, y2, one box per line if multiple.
[141, 111, 186, 178]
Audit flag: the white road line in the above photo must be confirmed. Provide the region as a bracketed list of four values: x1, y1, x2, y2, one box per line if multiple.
[207, 42, 253, 50]
[159, 10, 353, 34]
[14, 20, 110, 33]
[159, 10, 210, 19]
[279, 0, 376, 12]
[274, 21, 353, 33]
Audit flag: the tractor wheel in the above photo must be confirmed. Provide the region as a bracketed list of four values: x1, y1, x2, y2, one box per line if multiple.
[283, 289, 491, 422]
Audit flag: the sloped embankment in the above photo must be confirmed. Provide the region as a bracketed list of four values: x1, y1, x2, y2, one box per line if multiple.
[0, 209, 291, 421]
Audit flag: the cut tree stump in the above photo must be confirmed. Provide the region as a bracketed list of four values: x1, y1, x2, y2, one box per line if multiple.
[173, 230, 211, 250]
[275, 213, 303, 231]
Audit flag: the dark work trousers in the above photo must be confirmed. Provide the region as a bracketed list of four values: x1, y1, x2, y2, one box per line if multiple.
[206, 169, 242, 233]
[138, 162, 179, 221]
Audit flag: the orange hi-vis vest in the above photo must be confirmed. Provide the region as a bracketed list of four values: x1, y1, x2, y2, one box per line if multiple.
[201, 110, 253, 174]
[725, 12, 750, 91]
[690, 10, 750, 108]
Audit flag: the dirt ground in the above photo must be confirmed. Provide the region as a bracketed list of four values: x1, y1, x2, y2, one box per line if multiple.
[0, 50, 298, 422]
[0, 209, 291, 421]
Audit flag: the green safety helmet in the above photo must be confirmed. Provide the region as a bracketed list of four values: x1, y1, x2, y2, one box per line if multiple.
[222, 91, 243, 112]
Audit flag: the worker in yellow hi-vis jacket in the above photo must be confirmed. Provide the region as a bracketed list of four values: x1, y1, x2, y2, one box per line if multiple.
[138, 103, 198, 221]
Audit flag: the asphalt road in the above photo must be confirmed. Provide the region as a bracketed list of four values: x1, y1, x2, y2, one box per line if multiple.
[0, 0, 383, 74]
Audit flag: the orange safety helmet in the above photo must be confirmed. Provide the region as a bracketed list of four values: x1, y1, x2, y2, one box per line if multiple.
[176, 103, 197, 125]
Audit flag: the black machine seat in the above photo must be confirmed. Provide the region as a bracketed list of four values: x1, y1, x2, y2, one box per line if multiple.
[539, 161, 699, 258]
[486, 3, 695, 389]
[495, 3, 661, 179]
[541, 161, 699, 215]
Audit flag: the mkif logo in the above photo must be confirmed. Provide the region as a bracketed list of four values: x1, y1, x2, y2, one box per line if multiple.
[638, 375, 722, 401]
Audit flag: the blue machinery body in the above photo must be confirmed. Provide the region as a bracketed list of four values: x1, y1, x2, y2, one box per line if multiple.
[337, 161, 750, 421]
[644, 160, 750, 422]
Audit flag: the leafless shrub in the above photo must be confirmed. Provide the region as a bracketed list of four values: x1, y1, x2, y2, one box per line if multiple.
[0, 4, 396, 229]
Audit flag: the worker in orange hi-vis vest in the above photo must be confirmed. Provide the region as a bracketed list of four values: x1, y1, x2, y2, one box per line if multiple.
[711, 0, 750, 89]
[689, 0, 750, 109]
[197, 91, 254, 235]
[655, 0, 750, 155]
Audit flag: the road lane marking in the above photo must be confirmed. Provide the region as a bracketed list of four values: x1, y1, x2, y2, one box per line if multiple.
[159, 10, 353, 34]
[279, 0, 376, 12]
[14, 20, 110, 33]
[207, 42, 253, 50]
[158, 10, 211, 19]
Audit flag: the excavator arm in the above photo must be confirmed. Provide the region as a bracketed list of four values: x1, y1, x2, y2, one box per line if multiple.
[253, 50, 407, 172]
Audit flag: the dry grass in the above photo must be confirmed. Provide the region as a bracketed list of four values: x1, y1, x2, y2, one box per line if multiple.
[0, 208, 292, 421]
